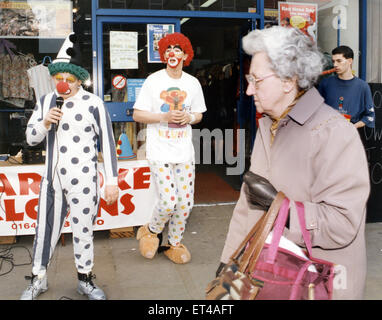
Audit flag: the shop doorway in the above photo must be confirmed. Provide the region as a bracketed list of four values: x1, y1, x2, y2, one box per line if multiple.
[94, 14, 256, 200]
[180, 17, 253, 194]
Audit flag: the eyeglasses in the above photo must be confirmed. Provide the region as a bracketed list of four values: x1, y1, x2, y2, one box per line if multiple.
[245, 73, 276, 89]
[54, 75, 77, 84]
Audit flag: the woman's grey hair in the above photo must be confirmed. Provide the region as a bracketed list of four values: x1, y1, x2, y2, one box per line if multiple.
[242, 26, 324, 89]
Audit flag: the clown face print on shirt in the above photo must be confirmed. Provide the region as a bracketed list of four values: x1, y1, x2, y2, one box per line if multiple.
[160, 87, 188, 128]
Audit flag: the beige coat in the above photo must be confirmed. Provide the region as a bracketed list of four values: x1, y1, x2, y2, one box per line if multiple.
[220, 87, 370, 299]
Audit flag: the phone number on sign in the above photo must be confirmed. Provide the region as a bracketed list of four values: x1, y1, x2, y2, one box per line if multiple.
[6, 218, 107, 235]
[11, 222, 36, 230]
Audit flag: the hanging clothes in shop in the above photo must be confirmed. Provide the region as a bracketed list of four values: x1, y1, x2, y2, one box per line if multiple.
[27, 56, 55, 101]
[0, 41, 36, 108]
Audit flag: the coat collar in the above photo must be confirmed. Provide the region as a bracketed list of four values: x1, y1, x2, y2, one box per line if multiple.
[259, 87, 324, 130]
[257, 87, 324, 164]
[287, 87, 324, 125]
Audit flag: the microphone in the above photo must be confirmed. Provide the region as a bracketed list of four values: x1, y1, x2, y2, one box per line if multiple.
[55, 81, 69, 131]
[55, 96, 64, 131]
[56, 96, 64, 109]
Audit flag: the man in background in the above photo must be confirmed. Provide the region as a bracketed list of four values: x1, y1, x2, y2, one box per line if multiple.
[318, 45, 375, 129]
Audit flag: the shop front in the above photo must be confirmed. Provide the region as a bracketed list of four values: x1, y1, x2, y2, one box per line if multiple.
[1, 0, 381, 239]
[70, 0, 382, 223]
[0, 0, 265, 237]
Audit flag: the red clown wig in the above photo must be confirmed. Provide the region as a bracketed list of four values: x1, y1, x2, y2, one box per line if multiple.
[158, 32, 194, 67]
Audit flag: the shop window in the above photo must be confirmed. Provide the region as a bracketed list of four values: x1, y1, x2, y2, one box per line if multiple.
[102, 23, 164, 102]
[0, 0, 74, 161]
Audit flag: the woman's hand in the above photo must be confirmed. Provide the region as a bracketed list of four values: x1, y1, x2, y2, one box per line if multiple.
[243, 171, 277, 210]
[215, 262, 226, 277]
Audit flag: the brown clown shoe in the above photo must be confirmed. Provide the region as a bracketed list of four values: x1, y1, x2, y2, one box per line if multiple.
[136, 224, 160, 259]
[163, 243, 191, 264]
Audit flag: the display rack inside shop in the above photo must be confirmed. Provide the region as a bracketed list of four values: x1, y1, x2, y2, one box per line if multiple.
[0, 37, 55, 165]
[0, 110, 45, 165]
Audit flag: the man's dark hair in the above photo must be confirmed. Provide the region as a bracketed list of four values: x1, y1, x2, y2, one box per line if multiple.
[332, 45, 354, 59]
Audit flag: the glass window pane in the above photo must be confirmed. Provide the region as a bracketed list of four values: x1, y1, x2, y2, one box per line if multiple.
[97, 0, 268, 12]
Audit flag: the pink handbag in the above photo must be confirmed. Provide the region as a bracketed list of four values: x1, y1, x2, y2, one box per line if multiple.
[206, 193, 335, 300]
[250, 197, 335, 300]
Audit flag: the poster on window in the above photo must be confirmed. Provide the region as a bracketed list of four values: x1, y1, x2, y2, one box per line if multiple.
[110, 31, 138, 69]
[278, 2, 318, 42]
[147, 24, 175, 63]
[0, 0, 72, 38]
[127, 79, 145, 102]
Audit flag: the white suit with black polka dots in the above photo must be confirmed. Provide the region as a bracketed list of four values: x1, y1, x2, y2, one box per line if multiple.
[26, 87, 118, 276]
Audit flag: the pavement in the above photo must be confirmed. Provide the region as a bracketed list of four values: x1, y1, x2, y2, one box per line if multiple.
[0, 202, 233, 301]
[0, 202, 382, 301]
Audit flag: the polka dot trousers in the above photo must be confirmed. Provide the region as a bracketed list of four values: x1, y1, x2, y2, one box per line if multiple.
[148, 161, 195, 246]
[32, 171, 99, 276]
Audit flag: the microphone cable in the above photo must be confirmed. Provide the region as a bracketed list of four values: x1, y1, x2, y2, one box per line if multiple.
[0, 175, 33, 278]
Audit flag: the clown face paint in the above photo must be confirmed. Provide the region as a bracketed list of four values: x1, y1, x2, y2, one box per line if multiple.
[165, 45, 184, 69]
[53, 72, 82, 99]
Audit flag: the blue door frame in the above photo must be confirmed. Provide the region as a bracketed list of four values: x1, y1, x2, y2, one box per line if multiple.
[358, 0, 367, 81]
[91, 0, 264, 122]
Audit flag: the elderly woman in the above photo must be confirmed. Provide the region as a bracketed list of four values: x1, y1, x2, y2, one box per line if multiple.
[217, 26, 370, 299]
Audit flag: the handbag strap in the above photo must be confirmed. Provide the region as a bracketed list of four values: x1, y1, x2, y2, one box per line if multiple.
[266, 199, 313, 264]
[230, 212, 266, 262]
[295, 201, 313, 257]
[265, 197, 290, 264]
[237, 192, 286, 273]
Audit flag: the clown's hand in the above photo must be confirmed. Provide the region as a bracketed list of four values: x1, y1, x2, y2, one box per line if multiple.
[43, 107, 62, 129]
[243, 171, 277, 211]
[104, 185, 119, 205]
[171, 110, 186, 124]
[162, 110, 184, 124]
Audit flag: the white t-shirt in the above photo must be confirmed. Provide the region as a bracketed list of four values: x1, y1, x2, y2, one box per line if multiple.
[27, 64, 55, 101]
[133, 69, 206, 163]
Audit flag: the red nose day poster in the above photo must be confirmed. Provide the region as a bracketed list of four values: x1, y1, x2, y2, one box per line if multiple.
[278, 2, 318, 42]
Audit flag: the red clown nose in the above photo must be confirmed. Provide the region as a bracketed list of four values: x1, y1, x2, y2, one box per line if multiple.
[57, 81, 70, 95]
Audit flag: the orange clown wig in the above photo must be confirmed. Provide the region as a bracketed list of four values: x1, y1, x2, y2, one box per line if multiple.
[158, 32, 194, 67]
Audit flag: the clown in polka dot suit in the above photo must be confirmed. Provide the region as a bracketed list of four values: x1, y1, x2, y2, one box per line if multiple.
[133, 33, 206, 264]
[21, 33, 118, 300]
